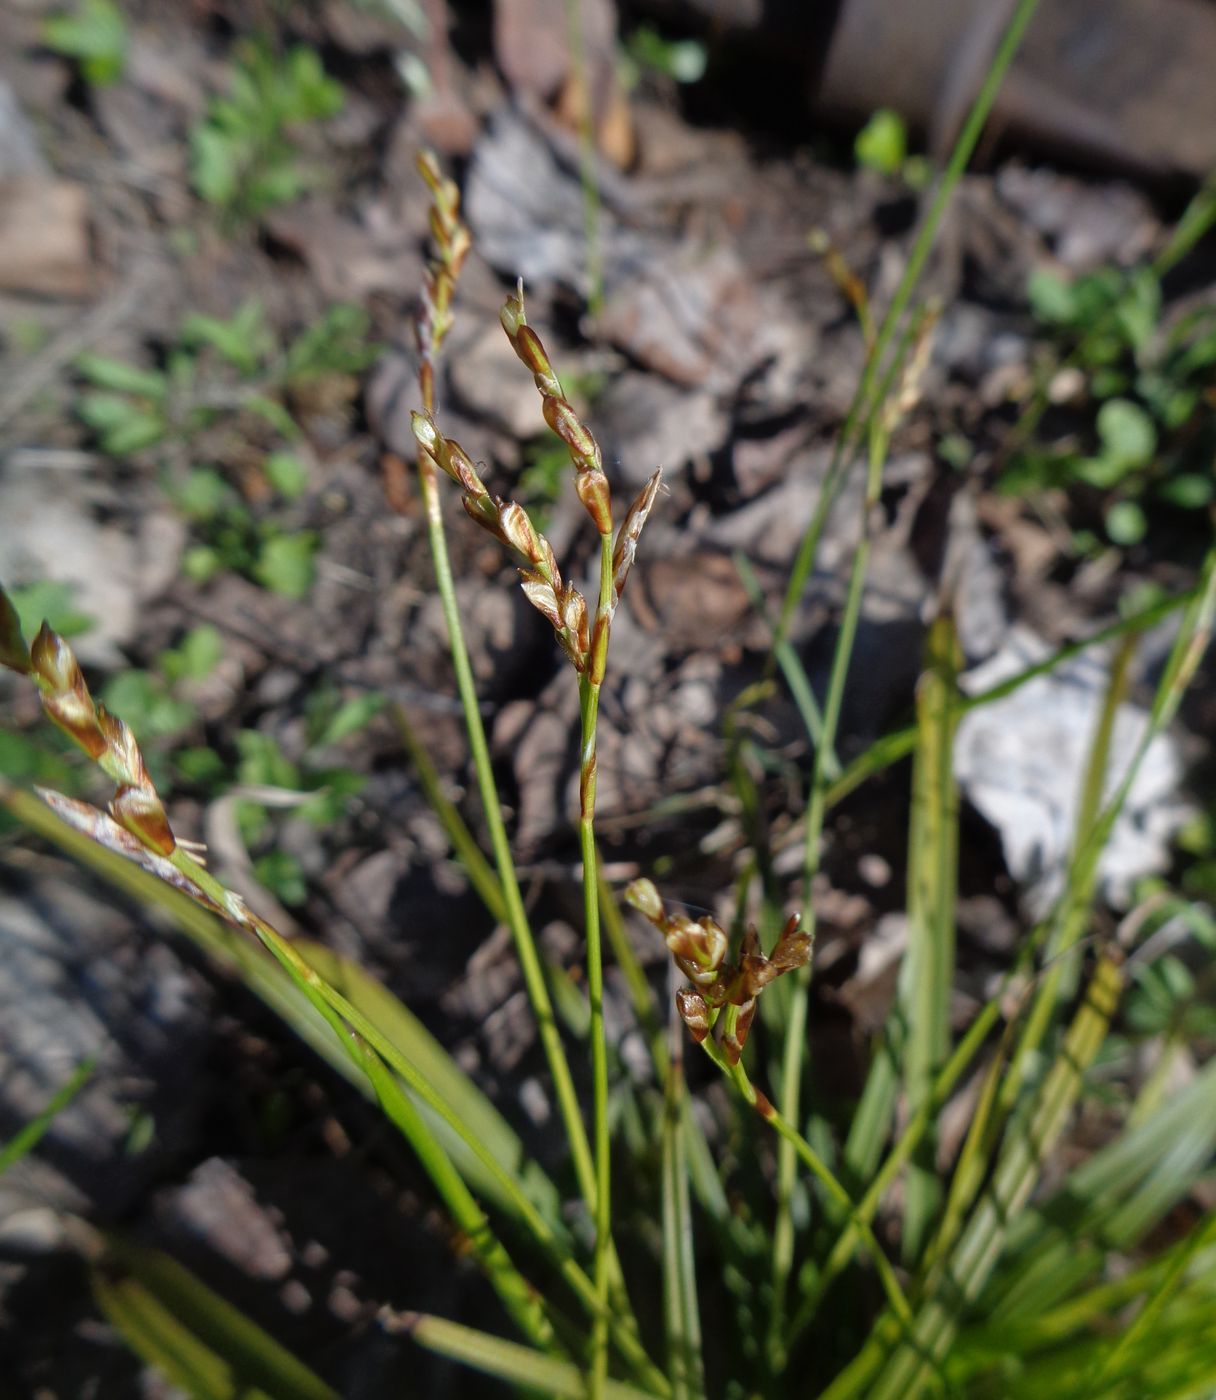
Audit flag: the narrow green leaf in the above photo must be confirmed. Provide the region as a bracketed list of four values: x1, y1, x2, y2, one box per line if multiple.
[900, 613, 961, 1263]
[403, 1313, 660, 1399]
[295, 938, 563, 1230]
[0, 1058, 94, 1175]
[92, 1235, 335, 1400]
[661, 1052, 704, 1399]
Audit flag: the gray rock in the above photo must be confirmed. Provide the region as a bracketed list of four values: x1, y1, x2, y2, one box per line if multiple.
[0, 876, 211, 1221]
[955, 628, 1192, 915]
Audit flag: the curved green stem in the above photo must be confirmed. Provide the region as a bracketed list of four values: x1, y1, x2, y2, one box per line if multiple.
[766, 427, 884, 1370]
[698, 1016, 913, 1337]
[772, 0, 1043, 655]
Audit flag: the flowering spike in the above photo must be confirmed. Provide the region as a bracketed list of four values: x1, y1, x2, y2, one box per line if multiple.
[630, 878, 811, 1049]
[675, 987, 711, 1043]
[612, 470, 662, 605]
[576, 470, 613, 535]
[110, 784, 176, 856]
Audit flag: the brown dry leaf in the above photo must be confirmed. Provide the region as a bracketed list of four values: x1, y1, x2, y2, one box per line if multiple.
[0, 178, 93, 298]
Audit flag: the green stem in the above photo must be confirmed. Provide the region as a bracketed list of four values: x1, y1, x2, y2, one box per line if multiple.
[766, 428, 884, 1370]
[773, 0, 1043, 654]
[417, 461, 599, 1222]
[581, 529, 616, 1397]
[698, 1023, 914, 1338]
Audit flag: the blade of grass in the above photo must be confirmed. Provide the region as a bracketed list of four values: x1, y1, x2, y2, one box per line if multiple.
[917, 632, 1138, 1286]
[0, 1057, 95, 1176]
[92, 1233, 336, 1400]
[245, 905, 669, 1395]
[986, 545, 1216, 1168]
[345, 1023, 560, 1352]
[297, 938, 562, 1228]
[828, 950, 1123, 1400]
[400, 1313, 661, 1399]
[768, 417, 893, 1370]
[733, 553, 834, 776]
[900, 612, 961, 1264]
[695, 1011, 915, 1342]
[661, 1022, 705, 1400]
[1088, 1209, 1216, 1391]
[788, 964, 1014, 1347]
[2, 784, 664, 1387]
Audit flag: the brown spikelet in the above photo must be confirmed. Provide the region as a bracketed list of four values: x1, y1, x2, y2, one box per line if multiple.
[31, 624, 106, 759]
[110, 784, 176, 856]
[612, 471, 662, 606]
[627, 876, 811, 1049]
[675, 986, 710, 1043]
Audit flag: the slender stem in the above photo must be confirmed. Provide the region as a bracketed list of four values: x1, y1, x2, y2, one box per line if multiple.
[418, 461, 600, 1216]
[766, 429, 884, 1369]
[581, 529, 615, 1397]
[698, 1020, 914, 1337]
[772, 0, 1043, 655]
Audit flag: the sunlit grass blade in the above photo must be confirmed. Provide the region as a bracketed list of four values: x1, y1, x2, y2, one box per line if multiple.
[899, 612, 961, 1263]
[399, 1312, 662, 1399]
[1088, 1209, 1216, 1392]
[773, 0, 1044, 652]
[297, 938, 563, 1229]
[344, 1024, 560, 1352]
[0, 782, 668, 1384]
[0, 1056, 95, 1176]
[249, 915, 669, 1395]
[988, 1053, 1216, 1324]
[826, 951, 1123, 1400]
[91, 1233, 336, 1400]
[661, 1035, 704, 1400]
[916, 634, 1135, 1287]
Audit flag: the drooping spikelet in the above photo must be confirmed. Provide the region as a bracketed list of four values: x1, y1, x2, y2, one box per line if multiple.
[625, 878, 811, 1060]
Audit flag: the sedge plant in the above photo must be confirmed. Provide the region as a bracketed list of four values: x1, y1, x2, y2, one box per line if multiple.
[7, 4, 1216, 1392]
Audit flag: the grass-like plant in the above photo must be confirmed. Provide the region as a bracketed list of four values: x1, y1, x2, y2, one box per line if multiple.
[7, 1, 1216, 1393]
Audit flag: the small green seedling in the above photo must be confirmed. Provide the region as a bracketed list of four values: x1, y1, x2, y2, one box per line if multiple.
[42, 0, 127, 86]
[855, 109, 931, 188]
[189, 41, 344, 222]
[1008, 253, 1216, 548]
[621, 24, 707, 87]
